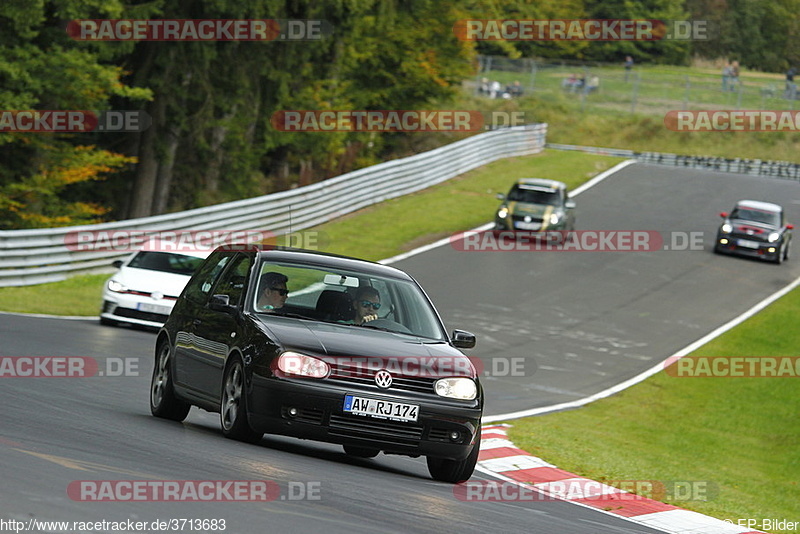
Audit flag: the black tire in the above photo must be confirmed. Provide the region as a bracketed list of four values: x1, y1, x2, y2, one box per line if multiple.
[784, 240, 791, 262]
[427, 426, 481, 483]
[220, 357, 263, 444]
[775, 241, 787, 264]
[150, 342, 190, 421]
[343, 445, 380, 458]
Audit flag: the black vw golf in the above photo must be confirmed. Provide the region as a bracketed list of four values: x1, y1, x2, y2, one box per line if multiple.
[150, 246, 483, 483]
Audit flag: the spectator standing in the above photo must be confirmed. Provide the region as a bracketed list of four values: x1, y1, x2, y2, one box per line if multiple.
[624, 56, 634, 82]
[729, 61, 740, 91]
[786, 67, 797, 100]
[721, 61, 731, 92]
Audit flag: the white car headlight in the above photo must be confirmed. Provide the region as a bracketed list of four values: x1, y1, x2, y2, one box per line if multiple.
[549, 213, 561, 225]
[107, 280, 126, 292]
[434, 377, 477, 400]
[497, 207, 509, 219]
[277, 351, 330, 379]
[768, 232, 780, 243]
[721, 223, 732, 233]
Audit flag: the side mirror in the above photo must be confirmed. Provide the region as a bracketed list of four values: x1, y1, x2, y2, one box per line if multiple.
[496, 193, 505, 201]
[112, 259, 123, 268]
[719, 212, 728, 218]
[787, 224, 794, 230]
[209, 294, 234, 313]
[451, 329, 476, 349]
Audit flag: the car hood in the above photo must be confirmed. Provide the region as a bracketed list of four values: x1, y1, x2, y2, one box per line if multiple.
[109, 267, 191, 297]
[507, 201, 557, 218]
[728, 219, 779, 235]
[256, 317, 476, 378]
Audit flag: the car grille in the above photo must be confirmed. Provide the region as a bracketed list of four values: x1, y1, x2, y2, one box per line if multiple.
[729, 232, 768, 243]
[326, 362, 435, 394]
[511, 214, 543, 223]
[328, 414, 424, 445]
[113, 307, 169, 323]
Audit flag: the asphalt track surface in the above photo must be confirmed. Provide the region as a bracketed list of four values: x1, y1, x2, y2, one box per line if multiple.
[2, 163, 798, 533]
[400, 163, 800, 416]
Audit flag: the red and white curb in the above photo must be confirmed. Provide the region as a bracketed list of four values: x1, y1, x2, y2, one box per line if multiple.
[475, 425, 765, 534]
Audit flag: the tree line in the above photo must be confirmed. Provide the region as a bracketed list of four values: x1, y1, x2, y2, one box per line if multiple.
[1, 0, 796, 229]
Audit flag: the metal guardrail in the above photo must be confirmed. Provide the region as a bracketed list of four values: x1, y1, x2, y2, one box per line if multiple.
[547, 143, 800, 181]
[0, 125, 547, 287]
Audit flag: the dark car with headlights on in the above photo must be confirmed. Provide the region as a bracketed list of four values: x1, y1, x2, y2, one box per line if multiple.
[494, 178, 576, 235]
[150, 246, 482, 483]
[714, 200, 793, 264]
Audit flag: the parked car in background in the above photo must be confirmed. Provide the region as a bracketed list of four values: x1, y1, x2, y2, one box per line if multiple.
[494, 178, 576, 234]
[714, 200, 793, 264]
[100, 247, 211, 328]
[150, 246, 483, 483]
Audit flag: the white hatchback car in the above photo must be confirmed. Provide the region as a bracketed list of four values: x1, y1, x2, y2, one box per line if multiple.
[100, 248, 211, 328]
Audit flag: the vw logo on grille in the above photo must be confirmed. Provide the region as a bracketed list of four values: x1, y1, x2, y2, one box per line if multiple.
[524, 216, 532, 223]
[375, 370, 393, 389]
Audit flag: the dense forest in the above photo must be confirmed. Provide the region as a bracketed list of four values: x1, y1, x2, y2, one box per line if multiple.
[1, 0, 798, 229]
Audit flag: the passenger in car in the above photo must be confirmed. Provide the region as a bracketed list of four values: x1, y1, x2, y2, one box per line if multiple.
[257, 271, 289, 311]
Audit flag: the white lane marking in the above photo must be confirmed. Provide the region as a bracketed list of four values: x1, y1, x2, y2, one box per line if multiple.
[483, 272, 800, 423]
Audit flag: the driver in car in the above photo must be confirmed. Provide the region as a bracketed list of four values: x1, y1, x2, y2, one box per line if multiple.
[351, 286, 381, 325]
[257, 271, 289, 311]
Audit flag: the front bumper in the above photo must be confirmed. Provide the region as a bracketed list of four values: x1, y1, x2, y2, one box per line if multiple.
[715, 235, 781, 260]
[248, 375, 481, 460]
[100, 293, 176, 328]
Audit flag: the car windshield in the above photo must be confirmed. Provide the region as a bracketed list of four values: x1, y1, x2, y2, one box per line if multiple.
[507, 185, 561, 205]
[253, 261, 447, 341]
[732, 208, 781, 226]
[127, 251, 206, 275]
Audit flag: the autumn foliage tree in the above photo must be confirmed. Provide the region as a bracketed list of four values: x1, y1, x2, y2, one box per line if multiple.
[0, 0, 150, 228]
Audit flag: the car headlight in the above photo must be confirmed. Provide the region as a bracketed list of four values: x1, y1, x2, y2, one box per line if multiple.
[107, 280, 126, 292]
[277, 351, 330, 379]
[549, 213, 561, 225]
[434, 377, 477, 400]
[497, 207, 508, 219]
[768, 232, 781, 243]
[721, 223, 732, 233]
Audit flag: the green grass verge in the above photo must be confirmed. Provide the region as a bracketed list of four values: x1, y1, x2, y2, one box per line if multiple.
[506, 289, 800, 533]
[0, 273, 109, 317]
[0, 150, 622, 316]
